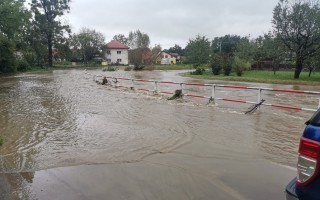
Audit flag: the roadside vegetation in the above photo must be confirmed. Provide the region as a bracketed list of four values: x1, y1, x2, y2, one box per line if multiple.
[144, 64, 193, 71]
[188, 70, 320, 86]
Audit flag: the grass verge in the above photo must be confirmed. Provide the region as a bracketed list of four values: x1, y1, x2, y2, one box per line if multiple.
[144, 64, 194, 71]
[0, 136, 3, 146]
[186, 70, 320, 85]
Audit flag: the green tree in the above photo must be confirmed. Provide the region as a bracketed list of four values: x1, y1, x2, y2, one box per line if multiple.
[253, 33, 287, 74]
[31, 0, 71, 67]
[273, 0, 320, 78]
[236, 37, 256, 63]
[0, 35, 16, 73]
[212, 35, 241, 56]
[113, 34, 128, 45]
[168, 44, 184, 55]
[127, 30, 151, 70]
[210, 54, 223, 75]
[0, 0, 29, 39]
[0, 0, 31, 72]
[185, 35, 211, 65]
[70, 28, 105, 64]
[127, 30, 150, 49]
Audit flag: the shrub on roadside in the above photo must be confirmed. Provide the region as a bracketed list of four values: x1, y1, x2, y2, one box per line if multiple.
[233, 56, 251, 76]
[190, 67, 205, 75]
[210, 54, 223, 75]
[223, 57, 233, 76]
[17, 59, 30, 72]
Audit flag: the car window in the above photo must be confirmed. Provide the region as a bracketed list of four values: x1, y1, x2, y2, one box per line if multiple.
[309, 108, 320, 126]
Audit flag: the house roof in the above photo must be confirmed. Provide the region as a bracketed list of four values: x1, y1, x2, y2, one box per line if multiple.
[170, 53, 180, 57]
[106, 40, 129, 49]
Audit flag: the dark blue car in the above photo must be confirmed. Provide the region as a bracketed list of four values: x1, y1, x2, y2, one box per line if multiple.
[286, 108, 320, 200]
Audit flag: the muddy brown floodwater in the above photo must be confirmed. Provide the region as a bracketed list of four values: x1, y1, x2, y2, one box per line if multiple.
[0, 69, 319, 200]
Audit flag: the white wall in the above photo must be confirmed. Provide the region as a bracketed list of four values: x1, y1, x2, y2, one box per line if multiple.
[105, 49, 128, 65]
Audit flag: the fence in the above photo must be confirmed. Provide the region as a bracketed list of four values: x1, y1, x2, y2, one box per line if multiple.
[86, 72, 320, 112]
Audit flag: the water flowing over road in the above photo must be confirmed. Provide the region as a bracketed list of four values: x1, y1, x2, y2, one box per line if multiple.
[0, 69, 319, 199]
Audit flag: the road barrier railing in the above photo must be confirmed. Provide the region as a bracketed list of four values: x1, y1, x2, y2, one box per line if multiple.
[84, 72, 320, 112]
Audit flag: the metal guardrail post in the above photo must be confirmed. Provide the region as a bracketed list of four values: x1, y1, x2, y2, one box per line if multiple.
[131, 79, 134, 89]
[180, 83, 183, 92]
[154, 81, 158, 93]
[211, 84, 216, 104]
[318, 98, 320, 109]
[258, 88, 262, 103]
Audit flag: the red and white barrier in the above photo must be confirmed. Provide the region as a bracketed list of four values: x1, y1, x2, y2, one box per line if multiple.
[92, 75, 320, 112]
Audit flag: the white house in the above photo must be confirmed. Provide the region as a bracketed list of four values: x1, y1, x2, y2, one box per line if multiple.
[105, 40, 129, 65]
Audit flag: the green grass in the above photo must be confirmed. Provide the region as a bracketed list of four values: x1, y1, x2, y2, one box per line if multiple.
[0, 136, 3, 146]
[187, 70, 320, 85]
[144, 64, 194, 71]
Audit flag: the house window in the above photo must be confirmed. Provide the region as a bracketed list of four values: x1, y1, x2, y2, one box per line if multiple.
[165, 55, 168, 58]
[117, 51, 121, 54]
[117, 59, 122, 63]
[107, 50, 111, 55]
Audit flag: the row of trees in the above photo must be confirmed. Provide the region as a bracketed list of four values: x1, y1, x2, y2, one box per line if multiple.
[185, 0, 320, 79]
[0, 0, 71, 73]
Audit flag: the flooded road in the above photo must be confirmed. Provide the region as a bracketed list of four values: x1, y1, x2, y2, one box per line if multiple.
[0, 69, 319, 199]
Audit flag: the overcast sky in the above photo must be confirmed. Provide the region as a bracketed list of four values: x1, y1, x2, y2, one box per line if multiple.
[67, 0, 279, 49]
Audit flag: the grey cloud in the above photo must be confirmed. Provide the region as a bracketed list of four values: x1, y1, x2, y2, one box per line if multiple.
[68, 0, 279, 48]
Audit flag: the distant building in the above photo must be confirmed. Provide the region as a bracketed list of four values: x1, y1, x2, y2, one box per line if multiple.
[105, 40, 129, 65]
[156, 51, 181, 65]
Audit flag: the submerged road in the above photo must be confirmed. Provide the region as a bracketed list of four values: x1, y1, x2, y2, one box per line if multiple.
[0, 69, 319, 199]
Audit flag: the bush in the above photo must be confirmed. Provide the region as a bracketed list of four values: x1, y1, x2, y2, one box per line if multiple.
[0, 136, 3, 146]
[17, 59, 30, 72]
[233, 56, 251, 76]
[210, 54, 223, 75]
[190, 67, 205, 75]
[223, 57, 233, 76]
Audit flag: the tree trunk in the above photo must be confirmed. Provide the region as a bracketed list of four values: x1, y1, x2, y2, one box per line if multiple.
[47, 33, 53, 67]
[309, 67, 313, 77]
[294, 58, 303, 79]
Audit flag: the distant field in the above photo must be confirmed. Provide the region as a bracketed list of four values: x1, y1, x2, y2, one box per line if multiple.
[187, 70, 320, 85]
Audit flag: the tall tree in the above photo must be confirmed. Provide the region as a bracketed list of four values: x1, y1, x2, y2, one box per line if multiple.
[70, 28, 105, 64]
[113, 34, 128, 45]
[273, 0, 320, 78]
[185, 35, 211, 65]
[127, 30, 151, 70]
[0, 0, 30, 72]
[31, 0, 71, 67]
[127, 30, 150, 49]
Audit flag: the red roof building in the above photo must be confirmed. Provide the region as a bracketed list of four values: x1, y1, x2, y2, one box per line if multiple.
[105, 40, 129, 65]
[106, 40, 129, 49]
